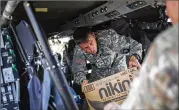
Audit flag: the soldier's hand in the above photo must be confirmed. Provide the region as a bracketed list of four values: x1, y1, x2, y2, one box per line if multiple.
[82, 80, 88, 86]
[81, 80, 88, 92]
[129, 56, 141, 69]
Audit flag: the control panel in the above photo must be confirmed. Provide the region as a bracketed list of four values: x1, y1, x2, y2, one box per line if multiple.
[1, 29, 19, 83]
[83, 1, 121, 21]
[84, 1, 128, 21]
[60, 1, 125, 30]
[126, 1, 147, 9]
[60, 0, 154, 31]
[1, 83, 19, 110]
[105, 10, 120, 18]
[1, 28, 20, 110]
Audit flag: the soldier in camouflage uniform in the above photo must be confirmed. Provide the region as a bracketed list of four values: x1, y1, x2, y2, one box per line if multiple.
[104, 1, 179, 110]
[72, 27, 142, 86]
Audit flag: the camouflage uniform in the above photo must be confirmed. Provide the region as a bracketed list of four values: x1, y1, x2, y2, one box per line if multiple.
[72, 28, 142, 85]
[118, 24, 178, 109]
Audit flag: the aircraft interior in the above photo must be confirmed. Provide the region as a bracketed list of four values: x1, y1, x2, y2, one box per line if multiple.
[0, 0, 172, 110]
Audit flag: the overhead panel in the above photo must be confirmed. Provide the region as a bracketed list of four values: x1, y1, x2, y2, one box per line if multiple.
[60, 0, 156, 31]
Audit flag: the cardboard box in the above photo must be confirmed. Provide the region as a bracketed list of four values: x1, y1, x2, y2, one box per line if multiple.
[82, 68, 138, 110]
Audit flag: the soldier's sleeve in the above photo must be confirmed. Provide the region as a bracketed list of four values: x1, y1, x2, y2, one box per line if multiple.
[96, 28, 142, 68]
[100, 28, 142, 61]
[72, 46, 88, 85]
[120, 25, 178, 109]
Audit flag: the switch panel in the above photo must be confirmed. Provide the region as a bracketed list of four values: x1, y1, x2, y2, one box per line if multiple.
[60, 0, 152, 30]
[127, 1, 147, 9]
[9, 94, 14, 101]
[2, 67, 15, 83]
[7, 85, 12, 92]
[1, 87, 5, 94]
[60, 1, 125, 30]
[105, 10, 120, 18]
[2, 95, 7, 103]
[1, 83, 19, 110]
[1, 28, 20, 110]
[1, 29, 19, 83]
